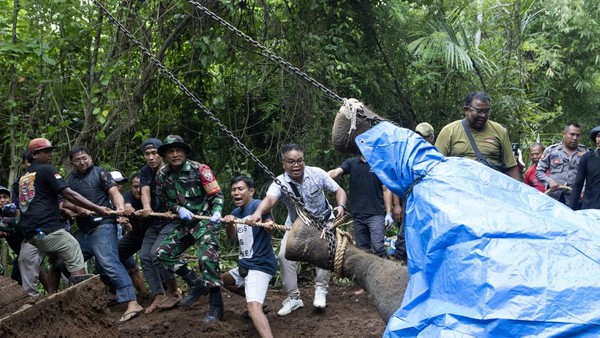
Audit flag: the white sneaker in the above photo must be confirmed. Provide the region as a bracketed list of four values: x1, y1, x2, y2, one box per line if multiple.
[313, 287, 327, 308]
[277, 297, 304, 316]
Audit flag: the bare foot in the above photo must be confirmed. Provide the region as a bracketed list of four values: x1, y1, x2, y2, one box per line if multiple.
[353, 288, 365, 295]
[158, 293, 182, 310]
[145, 295, 166, 314]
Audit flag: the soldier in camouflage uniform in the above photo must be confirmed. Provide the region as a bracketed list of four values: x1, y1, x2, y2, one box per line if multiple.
[155, 135, 225, 323]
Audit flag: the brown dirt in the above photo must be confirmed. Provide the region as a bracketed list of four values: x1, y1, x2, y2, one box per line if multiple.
[0, 275, 117, 338]
[114, 281, 386, 337]
[0, 275, 386, 337]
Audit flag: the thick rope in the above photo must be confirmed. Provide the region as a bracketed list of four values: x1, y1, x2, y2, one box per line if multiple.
[544, 185, 572, 195]
[97, 208, 351, 271]
[334, 228, 352, 276]
[91, 210, 288, 231]
[339, 98, 362, 134]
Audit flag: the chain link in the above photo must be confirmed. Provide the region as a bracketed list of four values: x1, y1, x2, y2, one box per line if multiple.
[92, 0, 341, 269]
[188, 0, 344, 105]
[188, 0, 391, 129]
[91, 1, 310, 214]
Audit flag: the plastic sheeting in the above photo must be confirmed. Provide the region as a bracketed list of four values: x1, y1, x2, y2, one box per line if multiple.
[356, 122, 600, 337]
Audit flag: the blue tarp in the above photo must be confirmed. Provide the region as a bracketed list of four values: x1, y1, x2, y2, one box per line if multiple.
[356, 122, 600, 337]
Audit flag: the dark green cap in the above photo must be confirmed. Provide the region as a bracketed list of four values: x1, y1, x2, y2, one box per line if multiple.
[157, 135, 191, 157]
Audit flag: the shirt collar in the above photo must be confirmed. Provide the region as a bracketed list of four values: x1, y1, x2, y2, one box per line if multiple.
[168, 160, 191, 173]
[283, 167, 310, 184]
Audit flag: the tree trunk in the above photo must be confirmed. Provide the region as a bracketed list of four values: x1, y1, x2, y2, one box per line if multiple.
[3, 0, 20, 276]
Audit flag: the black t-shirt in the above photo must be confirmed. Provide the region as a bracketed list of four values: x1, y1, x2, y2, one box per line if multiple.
[123, 191, 147, 235]
[123, 191, 142, 210]
[139, 165, 169, 226]
[68, 166, 116, 233]
[340, 156, 386, 216]
[18, 162, 69, 240]
[570, 149, 600, 210]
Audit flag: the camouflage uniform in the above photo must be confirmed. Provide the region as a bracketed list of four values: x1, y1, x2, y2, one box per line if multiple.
[155, 159, 224, 287]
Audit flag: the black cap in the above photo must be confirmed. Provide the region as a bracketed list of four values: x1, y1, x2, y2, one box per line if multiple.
[0, 186, 10, 196]
[140, 138, 163, 153]
[590, 126, 600, 142]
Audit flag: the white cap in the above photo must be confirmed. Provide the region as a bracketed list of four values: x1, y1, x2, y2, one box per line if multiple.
[110, 170, 127, 182]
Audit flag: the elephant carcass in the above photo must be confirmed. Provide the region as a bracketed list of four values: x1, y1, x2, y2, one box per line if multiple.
[356, 121, 600, 337]
[285, 217, 409, 323]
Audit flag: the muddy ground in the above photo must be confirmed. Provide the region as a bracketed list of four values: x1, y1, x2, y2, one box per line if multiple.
[0, 275, 387, 337]
[113, 281, 386, 337]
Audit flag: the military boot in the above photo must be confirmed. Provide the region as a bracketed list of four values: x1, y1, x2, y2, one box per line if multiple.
[203, 287, 224, 323]
[179, 270, 209, 307]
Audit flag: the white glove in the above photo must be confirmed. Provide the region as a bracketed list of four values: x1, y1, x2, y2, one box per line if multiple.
[178, 207, 193, 221]
[384, 212, 394, 230]
[211, 211, 222, 224]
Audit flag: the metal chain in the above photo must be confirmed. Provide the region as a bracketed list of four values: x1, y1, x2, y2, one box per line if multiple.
[91, 0, 311, 218]
[188, 1, 403, 268]
[188, 0, 344, 105]
[92, 0, 342, 270]
[188, 0, 391, 128]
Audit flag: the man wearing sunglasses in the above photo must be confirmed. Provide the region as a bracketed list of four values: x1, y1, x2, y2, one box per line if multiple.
[435, 91, 520, 180]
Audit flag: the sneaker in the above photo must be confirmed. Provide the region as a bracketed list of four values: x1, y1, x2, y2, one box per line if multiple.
[277, 297, 304, 316]
[313, 287, 327, 308]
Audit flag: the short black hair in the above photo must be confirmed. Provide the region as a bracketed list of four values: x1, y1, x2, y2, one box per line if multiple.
[22, 150, 33, 163]
[280, 143, 303, 160]
[230, 175, 254, 189]
[130, 172, 141, 181]
[69, 146, 89, 160]
[564, 122, 581, 132]
[464, 91, 491, 107]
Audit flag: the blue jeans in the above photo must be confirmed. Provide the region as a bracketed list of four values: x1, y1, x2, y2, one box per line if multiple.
[77, 223, 136, 302]
[353, 214, 387, 257]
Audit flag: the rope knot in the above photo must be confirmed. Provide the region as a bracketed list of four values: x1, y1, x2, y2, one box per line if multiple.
[340, 98, 364, 134]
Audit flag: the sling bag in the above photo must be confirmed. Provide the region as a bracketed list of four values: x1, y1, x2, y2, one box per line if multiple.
[288, 181, 332, 220]
[461, 119, 505, 172]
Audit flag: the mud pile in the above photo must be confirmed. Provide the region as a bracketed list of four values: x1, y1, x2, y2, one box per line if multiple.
[0, 276, 117, 337]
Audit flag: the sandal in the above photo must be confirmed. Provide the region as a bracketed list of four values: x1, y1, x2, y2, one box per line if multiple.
[116, 309, 143, 324]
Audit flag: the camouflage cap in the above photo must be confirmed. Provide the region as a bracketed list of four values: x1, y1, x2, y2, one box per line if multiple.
[415, 122, 434, 137]
[28, 138, 56, 153]
[157, 135, 191, 157]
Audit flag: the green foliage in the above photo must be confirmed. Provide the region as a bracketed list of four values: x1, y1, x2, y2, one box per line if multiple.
[0, 0, 598, 223]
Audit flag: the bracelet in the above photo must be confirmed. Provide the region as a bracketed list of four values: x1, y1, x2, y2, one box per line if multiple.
[338, 204, 347, 211]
